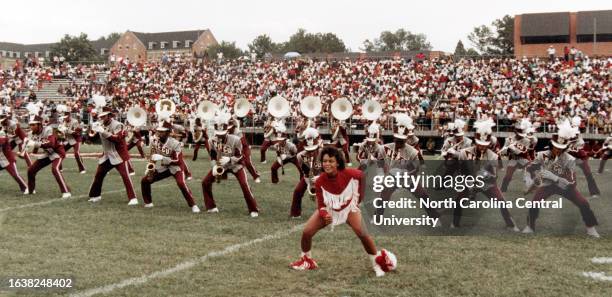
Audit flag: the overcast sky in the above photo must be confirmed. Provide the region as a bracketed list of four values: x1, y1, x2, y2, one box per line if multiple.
[1, 0, 609, 52]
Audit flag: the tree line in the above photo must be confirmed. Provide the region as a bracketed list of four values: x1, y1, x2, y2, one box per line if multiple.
[47, 15, 515, 62]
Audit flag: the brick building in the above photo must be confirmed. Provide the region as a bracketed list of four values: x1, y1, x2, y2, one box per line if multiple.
[109, 29, 218, 62]
[0, 40, 114, 62]
[514, 10, 612, 58]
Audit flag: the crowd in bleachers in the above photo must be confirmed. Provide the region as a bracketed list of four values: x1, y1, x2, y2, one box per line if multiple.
[1, 54, 611, 134]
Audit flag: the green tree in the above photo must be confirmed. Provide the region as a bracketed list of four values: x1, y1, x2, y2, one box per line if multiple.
[468, 15, 514, 55]
[362, 29, 432, 52]
[247, 34, 280, 58]
[50, 33, 97, 62]
[281, 29, 347, 53]
[206, 41, 243, 59]
[97, 32, 122, 44]
[454, 40, 467, 56]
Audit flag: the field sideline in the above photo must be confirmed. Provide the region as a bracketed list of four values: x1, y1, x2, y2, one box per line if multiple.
[1, 145, 611, 297]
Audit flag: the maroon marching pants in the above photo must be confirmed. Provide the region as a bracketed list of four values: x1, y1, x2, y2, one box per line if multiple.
[88, 159, 136, 200]
[271, 157, 301, 183]
[28, 157, 70, 194]
[62, 142, 86, 172]
[527, 184, 598, 230]
[260, 140, 272, 162]
[1, 162, 27, 192]
[241, 136, 259, 179]
[453, 186, 515, 228]
[201, 168, 258, 213]
[141, 170, 195, 207]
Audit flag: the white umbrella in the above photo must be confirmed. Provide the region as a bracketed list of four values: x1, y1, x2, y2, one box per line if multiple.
[284, 52, 301, 59]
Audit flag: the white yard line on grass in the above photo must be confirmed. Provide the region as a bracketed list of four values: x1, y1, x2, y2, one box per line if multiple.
[69, 223, 305, 297]
[0, 171, 271, 213]
[580, 257, 612, 282]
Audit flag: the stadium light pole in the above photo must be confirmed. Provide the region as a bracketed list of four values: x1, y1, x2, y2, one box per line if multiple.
[593, 17, 597, 56]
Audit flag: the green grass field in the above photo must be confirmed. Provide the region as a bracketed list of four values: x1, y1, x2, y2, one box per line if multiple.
[1, 145, 611, 297]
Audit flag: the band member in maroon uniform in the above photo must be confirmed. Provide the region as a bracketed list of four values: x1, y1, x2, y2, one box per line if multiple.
[596, 133, 612, 174]
[25, 115, 71, 198]
[292, 127, 323, 218]
[191, 117, 209, 161]
[270, 122, 300, 184]
[141, 120, 200, 213]
[228, 115, 260, 182]
[58, 107, 86, 173]
[330, 118, 351, 165]
[126, 123, 146, 158]
[523, 120, 599, 238]
[499, 119, 537, 192]
[1, 113, 32, 167]
[290, 146, 397, 277]
[202, 111, 259, 217]
[456, 119, 519, 231]
[567, 117, 600, 197]
[0, 129, 28, 193]
[171, 121, 192, 180]
[356, 123, 385, 171]
[378, 114, 439, 220]
[260, 117, 278, 163]
[87, 107, 138, 205]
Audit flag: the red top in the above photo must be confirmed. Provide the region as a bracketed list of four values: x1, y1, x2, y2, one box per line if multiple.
[315, 168, 365, 216]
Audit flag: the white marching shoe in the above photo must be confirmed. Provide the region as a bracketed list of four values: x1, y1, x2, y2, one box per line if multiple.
[254, 177, 261, 183]
[62, 192, 72, 199]
[144, 203, 154, 208]
[250, 211, 259, 218]
[88, 196, 101, 202]
[192, 205, 201, 213]
[586, 227, 600, 238]
[522, 226, 534, 234]
[80, 170, 87, 174]
[129, 172, 136, 176]
[261, 160, 267, 164]
[207, 207, 219, 213]
[187, 176, 193, 181]
[508, 225, 521, 232]
[127, 198, 139, 206]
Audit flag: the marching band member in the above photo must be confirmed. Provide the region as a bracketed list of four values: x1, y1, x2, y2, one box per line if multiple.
[202, 110, 259, 217]
[567, 116, 600, 197]
[0, 129, 28, 193]
[171, 120, 193, 180]
[330, 118, 351, 165]
[596, 133, 612, 174]
[141, 120, 200, 213]
[440, 119, 472, 159]
[228, 115, 261, 183]
[260, 117, 277, 163]
[87, 106, 138, 205]
[499, 118, 537, 192]
[405, 125, 425, 165]
[290, 146, 397, 277]
[270, 121, 300, 184]
[25, 115, 71, 198]
[58, 106, 86, 173]
[0, 111, 32, 167]
[356, 123, 385, 171]
[291, 127, 323, 218]
[523, 120, 599, 238]
[378, 114, 439, 220]
[191, 117, 209, 161]
[455, 119, 519, 231]
[125, 123, 146, 159]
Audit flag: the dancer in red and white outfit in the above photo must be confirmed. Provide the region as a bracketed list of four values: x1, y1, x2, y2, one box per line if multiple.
[290, 146, 397, 277]
[25, 115, 71, 198]
[141, 120, 200, 213]
[87, 106, 138, 205]
[0, 129, 28, 193]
